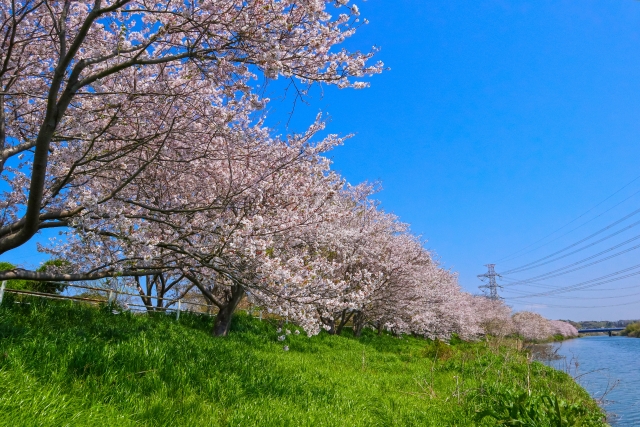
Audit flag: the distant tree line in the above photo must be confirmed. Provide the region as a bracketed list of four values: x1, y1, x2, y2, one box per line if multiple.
[566, 320, 640, 330]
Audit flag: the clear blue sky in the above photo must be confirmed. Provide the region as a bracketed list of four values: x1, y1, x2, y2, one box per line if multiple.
[4, 0, 640, 321]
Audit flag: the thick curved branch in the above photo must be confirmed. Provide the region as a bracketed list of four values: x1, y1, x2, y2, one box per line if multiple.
[184, 271, 225, 308]
[0, 207, 82, 238]
[0, 267, 163, 281]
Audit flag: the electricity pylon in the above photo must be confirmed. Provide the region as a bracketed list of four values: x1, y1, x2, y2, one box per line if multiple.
[478, 264, 502, 300]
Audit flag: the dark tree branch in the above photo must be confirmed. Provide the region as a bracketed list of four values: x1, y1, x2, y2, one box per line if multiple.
[0, 268, 164, 281]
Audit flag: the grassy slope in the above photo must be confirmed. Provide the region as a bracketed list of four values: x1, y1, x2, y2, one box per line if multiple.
[0, 296, 605, 426]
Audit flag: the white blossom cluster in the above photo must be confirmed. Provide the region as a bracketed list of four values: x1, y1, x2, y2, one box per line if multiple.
[549, 320, 579, 338]
[511, 311, 553, 341]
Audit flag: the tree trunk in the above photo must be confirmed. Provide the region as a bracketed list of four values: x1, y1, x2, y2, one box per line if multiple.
[212, 285, 245, 337]
[135, 276, 153, 311]
[377, 321, 383, 336]
[156, 274, 165, 309]
[353, 311, 365, 337]
[321, 316, 336, 335]
[335, 309, 355, 336]
[146, 275, 154, 311]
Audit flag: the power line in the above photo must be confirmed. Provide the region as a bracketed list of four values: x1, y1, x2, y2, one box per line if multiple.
[566, 283, 640, 292]
[503, 238, 640, 287]
[502, 207, 640, 275]
[503, 288, 640, 300]
[511, 298, 640, 309]
[496, 180, 640, 264]
[502, 276, 640, 292]
[507, 267, 640, 298]
[501, 276, 557, 289]
[513, 270, 640, 298]
[506, 265, 640, 299]
[504, 220, 640, 275]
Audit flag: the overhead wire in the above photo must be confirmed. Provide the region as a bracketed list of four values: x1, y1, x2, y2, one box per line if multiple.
[563, 283, 640, 292]
[502, 238, 640, 287]
[483, 173, 640, 305]
[505, 264, 640, 299]
[511, 298, 640, 309]
[501, 207, 640, 275]
[501, 276, 558, 290]
[495, 209, 640, 305]
[502, 286, 640, 299]
[496, 182, 640, 265]
[509, 271, 640, 299]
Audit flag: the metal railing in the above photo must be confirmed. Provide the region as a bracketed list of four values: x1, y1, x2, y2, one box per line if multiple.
[0, 280, 219, 320]
[0, 280, 271, 322]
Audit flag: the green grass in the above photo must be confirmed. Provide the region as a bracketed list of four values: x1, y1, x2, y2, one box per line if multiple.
[0, 295, 606, 426]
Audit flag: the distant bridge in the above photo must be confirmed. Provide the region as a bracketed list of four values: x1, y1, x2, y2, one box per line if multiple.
[577, 327, 624, 336]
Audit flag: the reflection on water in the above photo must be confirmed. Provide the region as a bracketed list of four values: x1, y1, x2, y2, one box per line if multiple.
[544, 336, 640, 426]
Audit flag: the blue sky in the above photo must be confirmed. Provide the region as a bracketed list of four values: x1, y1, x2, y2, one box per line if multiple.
[4, 0, 640, 321]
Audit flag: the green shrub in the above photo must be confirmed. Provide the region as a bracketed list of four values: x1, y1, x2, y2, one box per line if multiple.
[422, 338, 454, 361]
[622, 322, 640, 338]
[475, 387, 605, 426]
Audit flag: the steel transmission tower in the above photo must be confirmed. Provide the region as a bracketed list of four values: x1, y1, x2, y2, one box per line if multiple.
[478, 264, 502, 300]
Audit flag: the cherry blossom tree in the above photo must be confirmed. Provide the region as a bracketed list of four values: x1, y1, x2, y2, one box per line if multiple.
[549, 320, 578, 338]
[286, 194, 407, 336]
[37, 116, 355, 335]
[512, 311, 552, 342]
[470, 296, 514, 338]
[290, 200, 486, 340]
[387, 273, 485, 341]
[0, 0, 382, 259]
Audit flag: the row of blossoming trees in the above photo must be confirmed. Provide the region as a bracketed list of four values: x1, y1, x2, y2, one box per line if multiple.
[475, 299, 578, 341]
[0, 0, 576, 340]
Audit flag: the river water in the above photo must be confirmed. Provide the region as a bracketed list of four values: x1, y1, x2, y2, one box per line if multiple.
[546, 336, 640, 426]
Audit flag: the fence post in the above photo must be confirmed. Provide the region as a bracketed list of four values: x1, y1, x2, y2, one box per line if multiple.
[259, 310, 262, 321]
[0, 281, 5, 306]
[108, 290, 114, 304]
[176, 300, 181, 321]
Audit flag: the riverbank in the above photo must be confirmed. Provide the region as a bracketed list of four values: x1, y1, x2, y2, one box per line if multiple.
[0, 296, 606, 426]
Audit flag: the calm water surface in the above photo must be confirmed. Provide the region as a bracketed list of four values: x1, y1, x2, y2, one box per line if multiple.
[547, 336, 640, 426]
